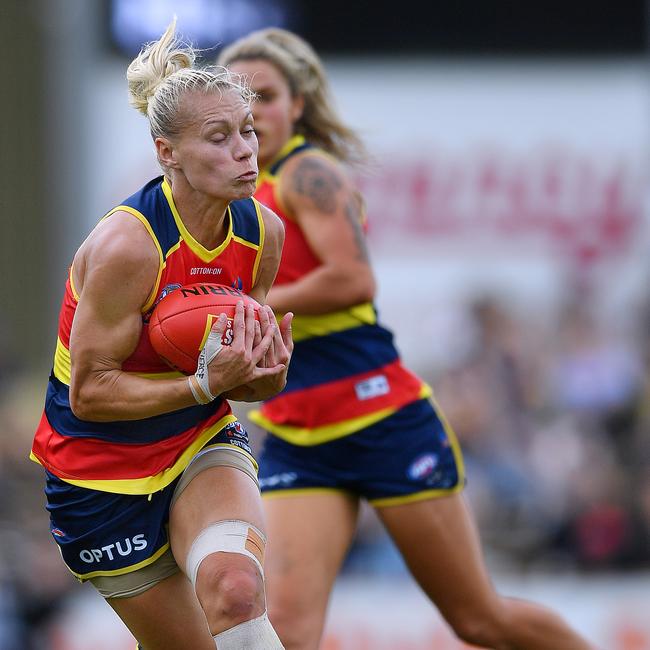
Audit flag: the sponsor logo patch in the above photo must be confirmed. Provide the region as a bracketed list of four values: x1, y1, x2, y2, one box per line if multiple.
[407, 453, 438, 480]
[355, 375, 390, 400]
[259, 472, 298, 490]
[79, 534, 148, 564]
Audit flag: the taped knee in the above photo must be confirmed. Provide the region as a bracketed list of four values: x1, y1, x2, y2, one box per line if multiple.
[185, 519, 266, 588]
[213, 611, 284, 649]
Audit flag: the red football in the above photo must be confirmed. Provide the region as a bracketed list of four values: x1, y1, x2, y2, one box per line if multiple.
[149, 283, 261, 374]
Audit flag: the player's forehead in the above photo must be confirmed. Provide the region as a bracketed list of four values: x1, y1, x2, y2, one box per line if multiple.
[180, 89, 252, 130]
[229, 59, 287, 91]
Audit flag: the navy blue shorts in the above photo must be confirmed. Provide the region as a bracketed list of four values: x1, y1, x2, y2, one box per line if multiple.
[258, 398, 465, 506]
[44, 421, 254, 581]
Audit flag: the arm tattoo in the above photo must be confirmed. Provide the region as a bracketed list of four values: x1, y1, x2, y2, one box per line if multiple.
[344, 196, 369, 262]
[292, 157, 342, 214]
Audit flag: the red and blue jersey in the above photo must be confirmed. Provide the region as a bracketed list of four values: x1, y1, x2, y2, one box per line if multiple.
[31, 176, 266, 494]
[252, 136, 430, 446]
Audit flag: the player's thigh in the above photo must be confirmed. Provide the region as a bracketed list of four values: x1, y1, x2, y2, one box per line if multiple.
[264, 491, 359, 615]
[376, 493, 502, 622]
[169, 464, 265, 568]
[108, 570, 214, 650]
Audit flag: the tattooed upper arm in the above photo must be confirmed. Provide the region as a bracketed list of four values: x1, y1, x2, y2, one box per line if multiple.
[344, 193, 369, 262]
[285, 153, 369, 263]
[290, 155, 343, 214]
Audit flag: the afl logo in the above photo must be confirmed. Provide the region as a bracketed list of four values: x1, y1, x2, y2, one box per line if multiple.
[407, 453, 438, 480]
[145, 283, 182, 323]
[158, 283, 182, 302]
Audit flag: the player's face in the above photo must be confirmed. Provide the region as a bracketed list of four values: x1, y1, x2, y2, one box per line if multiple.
[164, 89, 259, 201]
[227, 59, 303, 169]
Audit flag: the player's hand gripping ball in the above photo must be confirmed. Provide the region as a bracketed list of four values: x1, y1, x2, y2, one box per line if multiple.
[149, 283, 261, 374]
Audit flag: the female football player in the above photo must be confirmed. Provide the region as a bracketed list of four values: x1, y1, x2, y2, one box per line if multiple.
[219, 28, 596, 650]
[30, 20, 291, 649]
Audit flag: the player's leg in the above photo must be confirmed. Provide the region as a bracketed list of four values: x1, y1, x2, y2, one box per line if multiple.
[263, 491, 359, 650]
[44, 470, 216, 649]
[107, 568, 214, 649]
[377, 493, 595, 649]
[357, 398, 595, 649]
[169, 453, 283, 647]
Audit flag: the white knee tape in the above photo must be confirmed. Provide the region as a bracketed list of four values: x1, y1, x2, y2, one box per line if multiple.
[186, 520, 266, 588]
[213, 611, 284, 649]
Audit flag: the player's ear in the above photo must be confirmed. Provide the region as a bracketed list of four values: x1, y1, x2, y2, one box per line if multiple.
[290, 94, 305, 124]
[155, 137, 179, 169]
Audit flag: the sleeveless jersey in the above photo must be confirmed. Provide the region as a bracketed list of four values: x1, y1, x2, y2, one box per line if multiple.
[251, 135, 430, 446]
[31, 176, 266, 494]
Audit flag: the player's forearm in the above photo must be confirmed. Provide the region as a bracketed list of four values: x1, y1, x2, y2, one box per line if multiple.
[69, 369, 197, 421]
[268, 266, 375, 315]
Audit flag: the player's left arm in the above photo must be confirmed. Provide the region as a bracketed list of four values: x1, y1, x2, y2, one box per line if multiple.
[224, 205, 293, 402]
[266, 151, 376, 315]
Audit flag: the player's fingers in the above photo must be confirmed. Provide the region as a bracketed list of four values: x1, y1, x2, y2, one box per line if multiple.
[254, 363, 286, 377]
[243, 303, 256, 354]
[205, 312, 228, 346]
[260, 306, 279, 364]
[252, 315, 275, 364]
[258, 303, 272, 334]
[253, 319, 262, 347]
[203, 313, 227, 365]
[230, 300, 245, 347]
[279, 312, 294, 354]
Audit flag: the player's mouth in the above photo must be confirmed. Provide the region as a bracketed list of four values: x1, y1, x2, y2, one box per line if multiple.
[237, 171, 258, 181]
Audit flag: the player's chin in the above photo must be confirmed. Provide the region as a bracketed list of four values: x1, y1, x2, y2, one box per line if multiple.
[230, 178, 257, 199]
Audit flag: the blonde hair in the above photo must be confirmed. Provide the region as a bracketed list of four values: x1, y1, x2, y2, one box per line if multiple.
[218, 28, 365, 164]
[127, 18, 255, 141]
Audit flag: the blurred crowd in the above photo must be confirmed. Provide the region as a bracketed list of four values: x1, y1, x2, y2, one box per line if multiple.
[1, 283, 649, 647]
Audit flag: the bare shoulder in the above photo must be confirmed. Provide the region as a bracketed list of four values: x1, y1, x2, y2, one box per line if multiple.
[281, 150, 350, 215]
[75, 210, 160, 298]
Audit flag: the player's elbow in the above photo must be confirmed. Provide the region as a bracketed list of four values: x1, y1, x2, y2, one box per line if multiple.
[69, 388, 93, 421]
[351, 268, 376, 305]
[69, 381, 104, 421]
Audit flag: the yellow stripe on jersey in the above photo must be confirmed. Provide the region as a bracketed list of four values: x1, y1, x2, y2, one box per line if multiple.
[256, 134, 305, 218]
[53, 337, 72, 385]
[288, 302, 377, 342]
[69, 265, 80, 301]
[251, 198, 265, 285]
[51, 413, 237, 494]
[249, 384, 432, 446]
[53, 337, 185, 386]
[428, 392, 466, 487]
[131, 370, 185, 380]
[101, 205, 165, 313]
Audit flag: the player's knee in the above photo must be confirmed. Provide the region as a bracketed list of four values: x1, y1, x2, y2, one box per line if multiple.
[197, 557, 264, 627]
[267, 594, 320, 646]
[186, 520, 268, 631]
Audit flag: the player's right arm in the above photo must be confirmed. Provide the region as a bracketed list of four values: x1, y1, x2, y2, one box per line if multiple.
[69, 213, 281, 422]
[68, 212, 200, 421]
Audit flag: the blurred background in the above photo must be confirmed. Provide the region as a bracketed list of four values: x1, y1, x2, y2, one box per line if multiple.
[1, 0, 649, 647]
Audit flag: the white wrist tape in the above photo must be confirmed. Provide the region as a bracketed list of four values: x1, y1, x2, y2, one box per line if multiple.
[186, 519, 266, 588]
[213, 611, 284, 649]
[190, 327, 223, 403]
